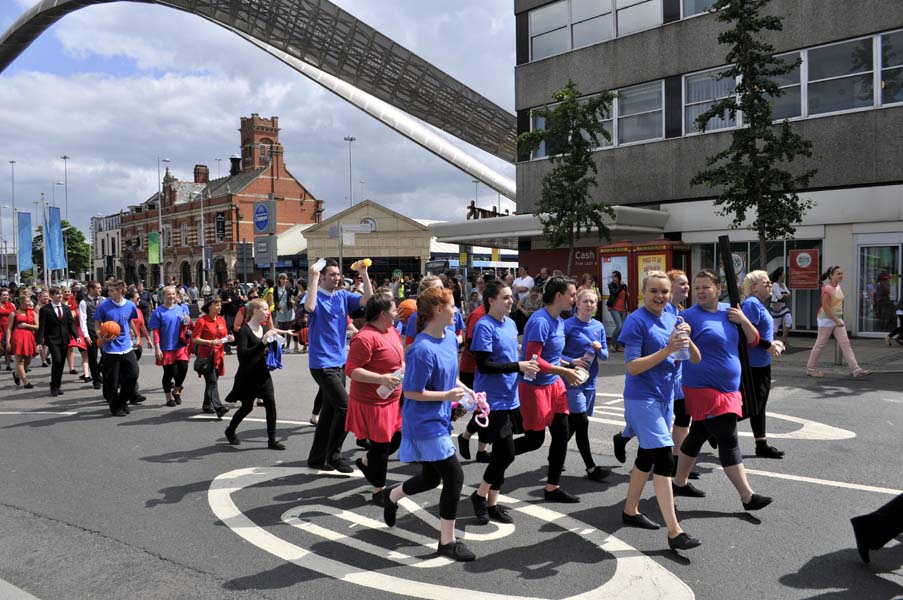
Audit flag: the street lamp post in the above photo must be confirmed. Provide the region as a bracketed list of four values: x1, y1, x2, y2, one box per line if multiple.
[9, 160, 15, 283]
[215, 158, 222, 179]
[343, 136, 355, 208]
[0, 204, 7, 278]
[359, 179, 366, 202]
[192, 190, 207, 291]
[157, 157, 171, 286]
[52, 181, 64, 208]
[60, 155, 70, 222]
[61, 226, 72, 282]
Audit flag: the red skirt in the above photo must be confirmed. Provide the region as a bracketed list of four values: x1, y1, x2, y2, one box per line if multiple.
[682, 387, 743, 421]
[156, 346, 190, 366]
[10, 329, 36, 357]
[345, 396, 402, 443]
[518, 378, 569, 432]
[68, 335, 87, 350]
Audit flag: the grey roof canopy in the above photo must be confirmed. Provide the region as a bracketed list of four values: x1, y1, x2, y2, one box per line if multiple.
[0, 0, 517, 163]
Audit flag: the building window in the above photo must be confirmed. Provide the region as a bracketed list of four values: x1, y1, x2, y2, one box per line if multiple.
[572, 0, 613, 48]
[530, 113, 570, 159]
[180, 223, 189, 246]
[101, 239, 106, 257]
[881, 30, 903, 105]
[768, 52, 802, 120]
[530, 0, 570, 61]
[616, 0, 661, 37]
[618, 81, 663, 144]
[163, 225, 172, 248]
[682, 0, 715, 18]
[685, 68, 737, 133]
[807, 37, 874, 116]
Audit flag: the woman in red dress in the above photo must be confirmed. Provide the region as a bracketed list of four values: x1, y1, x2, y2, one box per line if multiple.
[345, 291, 404, 506]
[193, 297, 234, 420]
[62, 286, 89, 379]
[7, 297, 38, 388]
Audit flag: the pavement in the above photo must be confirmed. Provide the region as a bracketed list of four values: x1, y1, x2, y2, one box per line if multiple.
[0, 339, 901, 600]
[764, 334, 903, 376]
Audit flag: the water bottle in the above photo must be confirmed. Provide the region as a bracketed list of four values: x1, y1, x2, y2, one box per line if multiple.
[581, 349, 596, 366]
[671, 317, 690, 361]
[376, 369, 403, 399]
[523, 354, 539, 381]
[458, 392, 478, 412]
[312, 257, 326, 272]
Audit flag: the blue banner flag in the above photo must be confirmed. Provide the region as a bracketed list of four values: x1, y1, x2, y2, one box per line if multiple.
[46, 206, 67, 271]
[17, 211, 32, 273]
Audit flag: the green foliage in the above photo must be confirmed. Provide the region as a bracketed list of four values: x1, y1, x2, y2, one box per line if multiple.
[517, 81, 615, 275]
[31, 221, 92, 279]
[690, 0, 818, 260]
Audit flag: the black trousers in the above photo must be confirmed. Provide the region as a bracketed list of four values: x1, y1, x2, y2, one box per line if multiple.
[203, 369, 223, 409]
[364, 432, 402, 488]
[102, 351, 139, 413]
[567, 412, 596, 470]
[681, 413, 743, 468]
[749, 365, 772, 439]
[226, 377, 277, 441]
[48, 342, 68, 388]
[515, 413, 569, 485]
[401, 455, 464, 520]
[162, 361, 188, 394]
[307, 367, 349, 465]
[87, 336, 103, 384]
[854, 492, 903, 550]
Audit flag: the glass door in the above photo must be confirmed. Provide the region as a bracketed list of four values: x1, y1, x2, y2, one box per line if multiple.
[857, 245, 901, 335]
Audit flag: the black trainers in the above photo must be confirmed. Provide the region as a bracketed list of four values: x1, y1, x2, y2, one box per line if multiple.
[586, 466, 610, 482]
[613, 432, 628, 464]
[475, 450, 491, 463]
[755, 443, 785, 459]
[544, 487, 580, 503]
[851, 516, 871, 563]
[457, 433, 471, 460]
[383, 486, 399, 527]
[437, 540, 475, 562]
[470, 492, 489, 525]
[622, 512, 661, 530]
[488, 504, 513, 524]
[742, 493, 773, 511]
[111, 409, 127, 417]
[356, 438, 372, 450]
[268, 440, 286, 450]
[668, 532, 702, 550]
[165, 399, 176, 407]
[355, 457, 371, 482]
[224, 429, 240, 445]
[215, 406, 230, 420]
[672, 482, 706, 498]
[328, 458, 354, 474]
[370, 490, 385, 507]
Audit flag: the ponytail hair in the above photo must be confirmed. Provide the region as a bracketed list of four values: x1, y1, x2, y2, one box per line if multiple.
[821, 265, 840, 282]
[415, 287, 453, 334]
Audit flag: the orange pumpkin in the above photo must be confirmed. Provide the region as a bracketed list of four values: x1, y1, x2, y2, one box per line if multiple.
[100, 320, 121, 339]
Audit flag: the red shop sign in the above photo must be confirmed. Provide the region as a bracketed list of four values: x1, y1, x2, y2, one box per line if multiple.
[789, 249, 820, 289]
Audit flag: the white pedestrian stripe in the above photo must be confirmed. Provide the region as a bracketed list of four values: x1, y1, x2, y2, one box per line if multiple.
[728, 467, 901, 496]
[0, 411, 78, 416]
[209, 466, 695, 600]
[189, 415, 313, 426]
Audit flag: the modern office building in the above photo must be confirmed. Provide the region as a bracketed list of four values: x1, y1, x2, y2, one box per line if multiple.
[509, 0, 903, 336]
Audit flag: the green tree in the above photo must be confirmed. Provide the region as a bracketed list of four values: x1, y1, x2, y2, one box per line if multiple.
[31, 221, 92, 281]
[690, 0, 818, 265]
[516, 81, 615, 276]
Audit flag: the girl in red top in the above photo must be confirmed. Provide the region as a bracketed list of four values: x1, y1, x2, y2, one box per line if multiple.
[346, 292, 404, 506]
[62, 286, 89, 379]
[606, 270, 629, 352]
[7, 297, 38, 388]
[0, 288, 16, 371]
[193, 297, 234, 420]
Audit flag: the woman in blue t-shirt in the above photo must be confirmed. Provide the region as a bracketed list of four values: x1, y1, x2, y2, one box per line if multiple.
[148, 286, 191, 408]
[468, 280, 539, 526]
[672, 270, 773, 513]
[562, 287, 609, 482]
[617, 271, 701, 551]
[741, 270, 786, 459]
[383, 286, 474, 563]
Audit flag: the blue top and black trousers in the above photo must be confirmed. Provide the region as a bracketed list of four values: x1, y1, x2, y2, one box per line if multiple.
[305, 287, 362, 470]
[94, 298, 139, 416]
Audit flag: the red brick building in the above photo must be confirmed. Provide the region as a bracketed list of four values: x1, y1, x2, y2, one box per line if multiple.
[120, 114, 323, 286]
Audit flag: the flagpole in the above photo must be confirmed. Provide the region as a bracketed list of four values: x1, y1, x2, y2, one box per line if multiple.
[42, 194, 49, 288]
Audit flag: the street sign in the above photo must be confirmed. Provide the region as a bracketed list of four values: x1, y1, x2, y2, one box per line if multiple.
[342, 223, 373, 234]
[342, 232, 356, 246]
[253, 200, 276, 235]
[254, 235, 276, 265]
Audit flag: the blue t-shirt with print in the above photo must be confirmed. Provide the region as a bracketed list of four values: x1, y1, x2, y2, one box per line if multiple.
[742, 295, 773, 368]
[303, 288, 362, 369]
[618, 306, 678, 403]
[471, 314, 520, 410]
[681, 303, 741, 392]
[519, 307, 565, 387]
[147, 304, 189, 351]
[401, 331, 458, 440]
[562, 316, 607, 386]
[94, 298, 139, 354]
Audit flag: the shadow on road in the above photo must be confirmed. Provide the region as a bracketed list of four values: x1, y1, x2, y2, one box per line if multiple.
[779, 545, 903, 599]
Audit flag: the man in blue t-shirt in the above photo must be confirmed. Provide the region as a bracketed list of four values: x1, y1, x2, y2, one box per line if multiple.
[304, 258, 372, 471]
[94, 280, 140, 417]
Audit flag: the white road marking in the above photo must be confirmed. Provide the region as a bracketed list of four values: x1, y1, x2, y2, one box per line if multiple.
[595, 393, 624, 398]
[882, 397, 903, 404]
[589, 411, 855, 441]
[0, 411, 78, 416]
[209, 466, 694, 600]
[189, 415, 313, 426]
[728, 467, 901, 496]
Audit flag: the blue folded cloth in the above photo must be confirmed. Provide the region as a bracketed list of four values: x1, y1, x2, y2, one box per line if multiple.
[266, 340, 283, 371]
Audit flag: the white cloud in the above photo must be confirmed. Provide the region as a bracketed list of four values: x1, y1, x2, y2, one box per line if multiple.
[0, 0, 516, 238]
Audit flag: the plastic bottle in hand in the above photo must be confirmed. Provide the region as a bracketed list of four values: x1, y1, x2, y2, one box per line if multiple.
[581, 348, 596, 366]
[671, 317, 690, 361]
[376, 369, 403, 399]
[312, 258, 326, 272]
[524, 354, 539, 381]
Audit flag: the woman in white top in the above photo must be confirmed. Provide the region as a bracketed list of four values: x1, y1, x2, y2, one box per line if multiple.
[805, 266, 871, 378]
[769, 267, 792, 347]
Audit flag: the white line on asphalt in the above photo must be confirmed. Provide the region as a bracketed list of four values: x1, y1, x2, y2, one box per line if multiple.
[602, 399, 625, 405]
[0, 411, 78, 416]
[725, 467, 901, 496]
[0, 577, 42, 600]
[595, 393, 623, 398]
[189, 415, 313, 426]
[209, 466, 694, 600]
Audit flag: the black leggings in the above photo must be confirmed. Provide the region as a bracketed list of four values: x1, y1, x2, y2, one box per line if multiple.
[482, 434, 516, 491]
[514, 413, 569, 486]
[364, 432, 402, 488]
[226, 377, 277, 442]
[567, 413, 596, 470]
[749, 366, 771, 439]
[401, 455, 463, 520]
[312, 389, 322, 416]
[634, 446, 674, 477]
[162, 361, 188, 393]
[680, 413, 743, 467]
[673, 398, 691, 428]
[889, 315, 903, 339]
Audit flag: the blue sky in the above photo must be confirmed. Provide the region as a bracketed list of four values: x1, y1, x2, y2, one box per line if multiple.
[0, 0, 516, 237]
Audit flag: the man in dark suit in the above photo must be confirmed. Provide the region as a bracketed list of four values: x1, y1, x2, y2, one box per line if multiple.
[36, 287, 80, 397]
